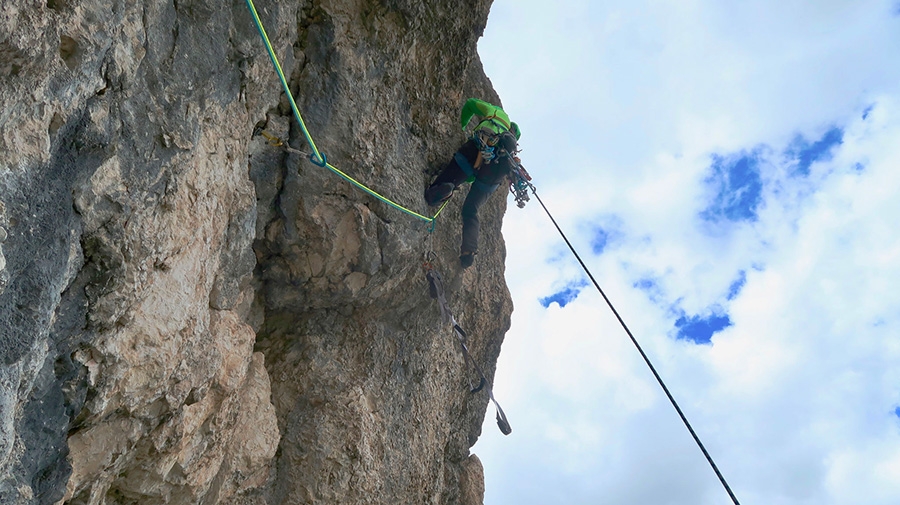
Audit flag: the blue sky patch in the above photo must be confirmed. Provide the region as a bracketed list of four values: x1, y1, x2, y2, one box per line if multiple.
[895, 406, 900, 419]
[592, 227, 611, 255]
[785, 127, 844, 176]
[633, 277, 658, 293]
[862, 105, 874, 120]
[701, 151, 764, 223]
[633, 278, 656, 291]
[585, 218, 622, 256]
[633, 276, 667, 304]
[540, 279, 588, 308]
[727, 271, 747, 300]
[675, 311, 733, 344]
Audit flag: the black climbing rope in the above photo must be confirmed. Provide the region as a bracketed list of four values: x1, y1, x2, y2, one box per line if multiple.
[525, 181, 741, 505]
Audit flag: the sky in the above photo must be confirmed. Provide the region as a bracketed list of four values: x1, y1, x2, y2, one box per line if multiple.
[473, 1, 900, 504]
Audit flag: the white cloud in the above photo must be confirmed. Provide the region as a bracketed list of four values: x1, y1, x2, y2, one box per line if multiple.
[475, 2, 900, 504]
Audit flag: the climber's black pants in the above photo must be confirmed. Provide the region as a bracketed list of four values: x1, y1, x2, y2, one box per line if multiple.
[459, 183, 491, 254]
[424, 140, 499, 254]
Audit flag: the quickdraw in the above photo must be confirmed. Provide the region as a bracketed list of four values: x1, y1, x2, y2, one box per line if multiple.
[509, 159, 532, 209]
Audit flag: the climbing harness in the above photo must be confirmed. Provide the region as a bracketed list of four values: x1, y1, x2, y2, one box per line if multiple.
[523, 181, 742, 505]
[244, 0, 446, 225]
[423, 259, 512, 435]
[471, 128, 517, 165]
[467, 128, 525, 199]
[472, 129, 500, 163]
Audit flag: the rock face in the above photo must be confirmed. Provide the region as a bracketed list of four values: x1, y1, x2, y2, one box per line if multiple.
[0, 0, 512, 504]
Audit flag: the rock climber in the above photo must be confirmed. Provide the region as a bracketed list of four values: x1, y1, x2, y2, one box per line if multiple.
[424, 98, 522, 268]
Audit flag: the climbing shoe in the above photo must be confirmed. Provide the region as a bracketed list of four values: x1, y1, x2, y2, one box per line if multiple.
[425, 182, 455, 207]
[460, 251, 475, 268]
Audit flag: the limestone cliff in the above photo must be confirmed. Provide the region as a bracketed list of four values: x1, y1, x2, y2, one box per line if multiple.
[0, 1, 512, 504]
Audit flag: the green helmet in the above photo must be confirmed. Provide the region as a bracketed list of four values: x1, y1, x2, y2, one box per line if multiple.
[510, 122, 521, 140]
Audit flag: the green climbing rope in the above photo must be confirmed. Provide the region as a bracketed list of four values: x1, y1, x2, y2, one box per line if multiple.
[244, 0, 447, 223]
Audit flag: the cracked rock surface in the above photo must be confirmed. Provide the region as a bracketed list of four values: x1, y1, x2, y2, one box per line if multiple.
[0, 1, 511, 504]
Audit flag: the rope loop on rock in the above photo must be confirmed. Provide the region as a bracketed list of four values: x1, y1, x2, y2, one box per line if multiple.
[244, 0, 444, 224]
[308, 151, 327, 167]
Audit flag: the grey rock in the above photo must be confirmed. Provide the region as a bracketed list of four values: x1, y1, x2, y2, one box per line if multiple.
[0, 0, 511, 504]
